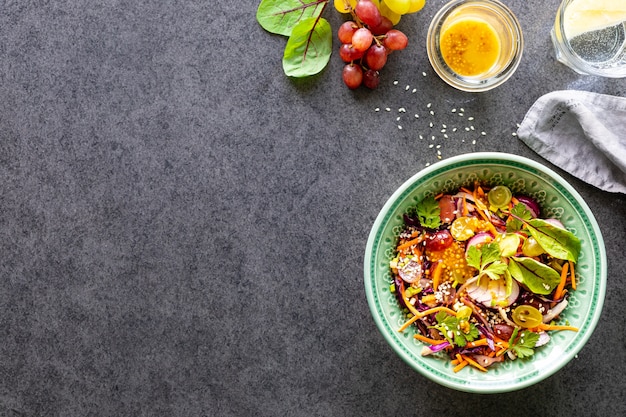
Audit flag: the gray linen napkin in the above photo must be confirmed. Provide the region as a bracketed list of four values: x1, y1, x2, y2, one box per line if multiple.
[517, 90, 626, 194]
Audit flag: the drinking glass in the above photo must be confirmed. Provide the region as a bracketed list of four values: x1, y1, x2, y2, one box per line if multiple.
[551, 0, 626, 77]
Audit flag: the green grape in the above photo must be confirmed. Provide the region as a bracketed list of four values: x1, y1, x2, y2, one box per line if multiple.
[382, 0, 411, 15]
[487, 185, 513, 208]
[334, 0, 357, 13]
[512, 305, 543, 329]
[522, 236, 545, 257]
[406, 0, 425, 13]
[379, 1, 402, 25]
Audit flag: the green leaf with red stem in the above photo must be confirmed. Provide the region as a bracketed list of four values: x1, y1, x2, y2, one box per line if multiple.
[257, 0, 329, 37]
[283, 16, 332, 77]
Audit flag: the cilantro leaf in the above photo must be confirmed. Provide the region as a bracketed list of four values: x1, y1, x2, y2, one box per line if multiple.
[506, 203, 532, 232]
[508, 329, 540, 359]
[465, 242, 506, 281]
[466, 245, 481, 270]
[480, 242, 502, 266]
[483, 261, 509, 280]
[432, 311, 479, 348]
[415, 196, 441, 229]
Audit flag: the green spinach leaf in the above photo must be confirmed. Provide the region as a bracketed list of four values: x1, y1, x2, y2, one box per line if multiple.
[526, 218, 581, 262]
[508, 257, 562, 295]
[256, 0, 327, 36]
[283, 17, 332, 77]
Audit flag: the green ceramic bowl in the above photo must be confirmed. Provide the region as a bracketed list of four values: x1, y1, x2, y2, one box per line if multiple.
[364, 152, 606, 393]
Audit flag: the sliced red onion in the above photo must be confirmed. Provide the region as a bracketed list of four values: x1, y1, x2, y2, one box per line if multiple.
[544, 218, 565, 229]
[516, 196, 540, 218]
[465, 232, 494, 254]
[535, 331, 551, 347]
[453, 191, 476, 202]
[542, 298, 568, 323]
[453, 192, 476, 217]
[466, 277, 520, 307]
[472, 354, 505, 367]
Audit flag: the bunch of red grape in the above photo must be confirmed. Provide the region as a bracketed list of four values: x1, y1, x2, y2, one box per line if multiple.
[335, 0, 416, 89]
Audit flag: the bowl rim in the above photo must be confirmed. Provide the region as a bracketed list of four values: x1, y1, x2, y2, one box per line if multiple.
[363, 152, 607, 393]
[426, 0, 525, 92]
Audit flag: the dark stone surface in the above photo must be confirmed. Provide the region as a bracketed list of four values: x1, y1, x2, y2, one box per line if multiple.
[0, 0, 624, 415]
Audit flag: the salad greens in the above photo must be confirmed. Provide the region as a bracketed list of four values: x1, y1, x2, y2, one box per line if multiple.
[390, 184, 582, 373]
[256, 0, 332, 77]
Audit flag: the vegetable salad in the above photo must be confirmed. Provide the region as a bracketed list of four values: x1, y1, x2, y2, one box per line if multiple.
[390, 183, 581, 372]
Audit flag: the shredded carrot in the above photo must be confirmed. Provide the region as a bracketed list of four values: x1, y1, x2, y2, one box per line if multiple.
[476, 207, 491, 222]
[554, 262, 569, 300]
[397, 236, 423, 251]
[569, 260, 576, 290]
[420, 294, 438, 306]
[434, 192, 444, 200]
[398, 306, 457, 332]
[455, 353, 463, 363]
[453, 360, 468, 373]
[414, 334, 448, 345]
[472, 185, 488, 211]
[476, 183, 485, 197]
[401, 288, 420, 317]
[451, 359, 460, 365]
[484, 221, 498, 236]
[462, 195, 469, 216]
[492, 336, 510, 349]
[398, 314, 420, 332]
[537, 323, 579, 332]
[466, 338, 489, 348]
[417, 306, 458, 318]
[496, 347, 508, 357]
[462, 354, 488, 372]
[431, 261, 443, 291]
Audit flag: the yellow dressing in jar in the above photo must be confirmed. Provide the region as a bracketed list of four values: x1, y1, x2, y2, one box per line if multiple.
[440, 18, 501, 76]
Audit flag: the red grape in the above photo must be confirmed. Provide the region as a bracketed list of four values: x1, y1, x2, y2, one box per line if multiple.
[363, 69, 380, 89]
[365, 44, 387, 71]
[425, 230, 453, 251]
[355, 0, 382, 28]
[339, 43, 365, 62]
[351, 27, 373, 52]
[383, 29, 408, 51]
[338, 21, 358, 44]
[335, 4, 413, 90]
[370, 16, 393, 35]
[342, 64, 363, 89]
